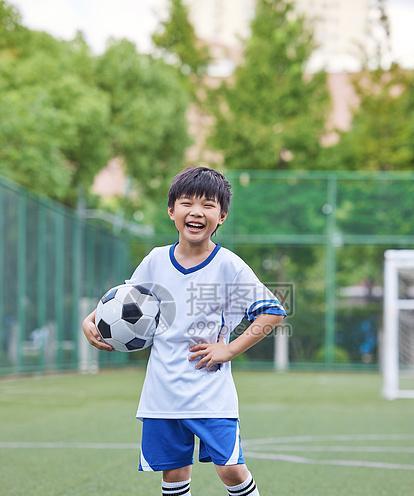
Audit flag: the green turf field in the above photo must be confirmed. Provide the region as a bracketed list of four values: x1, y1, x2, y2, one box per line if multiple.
[1, 369, 414, 496]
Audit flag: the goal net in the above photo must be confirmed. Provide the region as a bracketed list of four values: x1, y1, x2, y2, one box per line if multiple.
[383, 250, 414, 399]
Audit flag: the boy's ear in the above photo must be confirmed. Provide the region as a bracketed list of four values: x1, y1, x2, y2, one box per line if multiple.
[218, 212, 228, 225]
[167, 206, 175, 220]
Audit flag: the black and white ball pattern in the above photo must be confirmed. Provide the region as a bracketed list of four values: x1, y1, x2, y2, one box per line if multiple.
[95, 284, 160, 352]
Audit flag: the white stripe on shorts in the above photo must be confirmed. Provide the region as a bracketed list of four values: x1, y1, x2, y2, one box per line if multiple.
[225, 421, 240, 465]
[140, 449, 154, 471]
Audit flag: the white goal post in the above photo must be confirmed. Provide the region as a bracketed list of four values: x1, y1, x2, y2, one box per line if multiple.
[382, 250, 414, 399]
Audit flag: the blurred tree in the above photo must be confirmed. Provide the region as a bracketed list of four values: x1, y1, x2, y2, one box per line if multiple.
[319, 65, 414, 171]
[0, 24, 110, 204]
[152, 0, 210, 95]
[203, 0, 330, 295]
[319, 1, 414, 171]
[0, 1, 190, 210]
[208, 0, 329, 170]
[313, 0, 414, 302]
[0, 0, 27, 52]
[96, 39, 190, 220]
[0, 87, 72, 199]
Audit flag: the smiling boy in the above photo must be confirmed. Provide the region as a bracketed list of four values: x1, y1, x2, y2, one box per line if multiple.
[82, 166, 287, 496]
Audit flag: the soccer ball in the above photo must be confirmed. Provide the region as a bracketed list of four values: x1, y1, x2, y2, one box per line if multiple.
[95, 284, 160, 352]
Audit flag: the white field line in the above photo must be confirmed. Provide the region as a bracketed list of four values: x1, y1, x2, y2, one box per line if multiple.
[2, 434, 414, 451]
[244, 451, 414, 471]
[2, 435, 414, 471]
[2, 441, 414, 454]
[0, 442, 137, 449]
[243, 434, 414, 446]
[245, 445, 414, 453]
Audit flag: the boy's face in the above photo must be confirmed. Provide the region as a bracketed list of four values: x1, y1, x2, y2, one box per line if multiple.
[168, 195, 227, 243]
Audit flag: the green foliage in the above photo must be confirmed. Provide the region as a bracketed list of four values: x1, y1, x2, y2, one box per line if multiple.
[208, 0, 329, 169]
[0, 14, 111, 204]
[318, 1, 414, 171]
[0, 87, 72, 199]
[96, 39, 190, 217]
[0, 1, 190, 208]
[0, 0, 27, 51]
[152, 0, 210, 81]
[320, 65, 414, 171]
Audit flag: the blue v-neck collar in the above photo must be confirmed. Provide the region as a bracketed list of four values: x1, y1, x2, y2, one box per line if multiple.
[169, 241, 221, 275]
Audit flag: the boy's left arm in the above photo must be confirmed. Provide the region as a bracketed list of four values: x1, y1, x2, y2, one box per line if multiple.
[188, 313, 284, 370]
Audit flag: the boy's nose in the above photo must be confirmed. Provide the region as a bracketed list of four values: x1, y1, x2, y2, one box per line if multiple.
[189, 209, 204, 217]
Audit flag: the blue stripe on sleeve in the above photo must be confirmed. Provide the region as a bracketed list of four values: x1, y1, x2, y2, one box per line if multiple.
[248, 299, 282, 313]
[247, 300, 287, 321]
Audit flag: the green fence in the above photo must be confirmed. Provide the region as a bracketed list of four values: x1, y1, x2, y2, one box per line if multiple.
[0, 176, 131, 375]
[137, 170, 414, 371]
[2, 171, 414, 375]
[221, 171, 414, 369]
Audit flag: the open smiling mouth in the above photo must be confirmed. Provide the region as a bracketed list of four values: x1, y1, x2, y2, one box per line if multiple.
[185, 222, 206, 232]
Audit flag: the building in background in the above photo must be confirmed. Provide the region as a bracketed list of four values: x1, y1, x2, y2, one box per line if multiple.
[92, 158, 128, 199]
[184, 0, 371, 73]
[295, 0, 371, 72]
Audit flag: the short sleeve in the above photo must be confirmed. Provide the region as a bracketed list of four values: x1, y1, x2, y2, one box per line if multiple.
[226, 264, 287, 326]
[124, 250, 154, 285]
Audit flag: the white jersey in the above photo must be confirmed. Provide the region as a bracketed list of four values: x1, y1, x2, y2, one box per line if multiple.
[126, 242, 286, 420]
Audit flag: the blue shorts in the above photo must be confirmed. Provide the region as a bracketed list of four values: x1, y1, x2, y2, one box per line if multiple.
[138, 418, 245, 471]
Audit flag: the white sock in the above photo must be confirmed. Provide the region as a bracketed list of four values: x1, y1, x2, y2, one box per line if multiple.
[162, 478, 191, 496]
[225, 471, 260, 496]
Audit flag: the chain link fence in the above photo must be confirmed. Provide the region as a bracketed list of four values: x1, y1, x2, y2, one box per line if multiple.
[219, 171, 414, 369]
[2, 171, 414, 375]
[141, 170, 414, 370]
[0, 177, 131, 374]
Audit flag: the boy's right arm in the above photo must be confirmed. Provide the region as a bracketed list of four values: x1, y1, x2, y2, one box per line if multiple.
[82, 309, 113, 351]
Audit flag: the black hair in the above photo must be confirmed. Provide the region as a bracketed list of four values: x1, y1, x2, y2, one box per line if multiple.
[168, 166, 232, 214]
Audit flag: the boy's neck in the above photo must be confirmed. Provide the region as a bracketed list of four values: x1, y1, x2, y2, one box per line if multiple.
[176, 237, 216, 258]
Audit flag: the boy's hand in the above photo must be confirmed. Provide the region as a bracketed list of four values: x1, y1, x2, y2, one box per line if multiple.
[82, 309, 113, 352]
[188, 337, 234, 370]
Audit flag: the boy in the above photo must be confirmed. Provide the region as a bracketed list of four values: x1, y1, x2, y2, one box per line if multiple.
[82, 166, 287, 496]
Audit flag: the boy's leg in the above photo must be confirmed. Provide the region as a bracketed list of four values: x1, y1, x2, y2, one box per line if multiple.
[183, 418, 259, 495]
[163, 465, 192, 482]
[215, 463, 249, 486]
[215, 465, 260, 496]
[162, 465, 192, 495]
